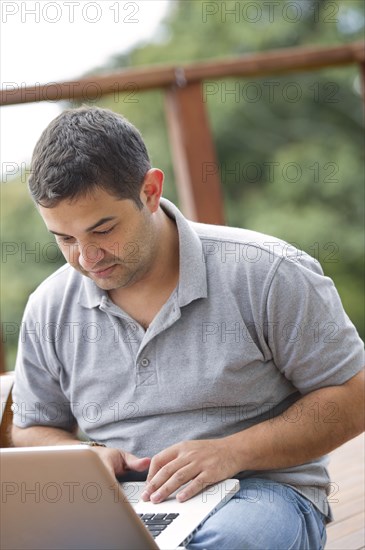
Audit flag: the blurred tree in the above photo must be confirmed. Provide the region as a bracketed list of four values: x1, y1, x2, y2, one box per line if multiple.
[1, 179, 65, 367]
[1, 0, 364, 367]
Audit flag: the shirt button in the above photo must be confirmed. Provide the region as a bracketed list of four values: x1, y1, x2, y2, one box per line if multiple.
[140, 358, 150, 367]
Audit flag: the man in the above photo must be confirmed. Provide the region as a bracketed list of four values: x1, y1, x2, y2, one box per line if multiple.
[12, 106, 364, 549]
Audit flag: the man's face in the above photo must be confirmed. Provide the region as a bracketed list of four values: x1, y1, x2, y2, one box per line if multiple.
[39, 186, 160, 291]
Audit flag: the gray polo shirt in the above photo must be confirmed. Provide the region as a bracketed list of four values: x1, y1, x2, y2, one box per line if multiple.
[13, 198, 364, 517]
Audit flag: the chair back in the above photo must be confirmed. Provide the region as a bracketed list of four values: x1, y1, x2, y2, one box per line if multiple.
[0, 371, 15, 447]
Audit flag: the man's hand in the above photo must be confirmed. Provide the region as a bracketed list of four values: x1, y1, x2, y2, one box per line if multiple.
[141, 439, 238, 503]
[93, 446, 151, 479]
[11, 425, 151, 480]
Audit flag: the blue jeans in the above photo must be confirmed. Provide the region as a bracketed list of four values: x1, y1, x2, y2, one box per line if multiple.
[187, 478, 327, 550]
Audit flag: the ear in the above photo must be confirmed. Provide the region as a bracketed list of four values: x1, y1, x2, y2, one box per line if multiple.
[140, 169, 164, 213]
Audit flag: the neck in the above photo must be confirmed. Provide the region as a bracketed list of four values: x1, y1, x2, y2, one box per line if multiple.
[109, 208, 179, 303]
[144, 210, 180, 291]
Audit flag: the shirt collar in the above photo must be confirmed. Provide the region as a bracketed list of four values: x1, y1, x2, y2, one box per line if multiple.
[78, 275, 106, 309]
[160, 198, 207, 307]
[78, 197, 207, 309]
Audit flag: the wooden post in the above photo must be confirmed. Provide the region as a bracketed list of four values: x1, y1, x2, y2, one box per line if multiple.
[0, 329, 6, 373]
[164, 81, 225, 224]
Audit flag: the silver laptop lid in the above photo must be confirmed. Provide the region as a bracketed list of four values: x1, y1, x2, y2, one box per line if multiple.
[1, 445, 158, 550]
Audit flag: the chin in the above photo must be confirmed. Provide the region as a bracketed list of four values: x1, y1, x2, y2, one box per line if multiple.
[92, 274, 135, 291]
[92, 278, 119, 291]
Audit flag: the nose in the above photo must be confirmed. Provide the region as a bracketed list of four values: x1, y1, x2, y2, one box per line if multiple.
[78, 242, 105, 271]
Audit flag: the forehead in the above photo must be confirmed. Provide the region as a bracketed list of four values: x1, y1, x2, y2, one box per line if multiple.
[38, 188, 138, 233]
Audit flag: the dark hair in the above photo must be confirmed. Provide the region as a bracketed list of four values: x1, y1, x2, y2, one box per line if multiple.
[28, 106, 151, 208]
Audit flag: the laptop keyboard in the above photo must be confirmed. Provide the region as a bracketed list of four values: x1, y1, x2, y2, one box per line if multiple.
[138, 513, 180, 538]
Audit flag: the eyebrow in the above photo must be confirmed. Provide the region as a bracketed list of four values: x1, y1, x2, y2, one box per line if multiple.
[49, 216, 118, 237]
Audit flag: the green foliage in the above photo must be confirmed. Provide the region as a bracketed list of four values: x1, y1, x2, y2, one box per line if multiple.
[1, 0, 364, 367]
[1, 180, 65, 367]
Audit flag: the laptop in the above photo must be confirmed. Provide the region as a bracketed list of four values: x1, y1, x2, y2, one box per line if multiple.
[0, 445, 240, 549]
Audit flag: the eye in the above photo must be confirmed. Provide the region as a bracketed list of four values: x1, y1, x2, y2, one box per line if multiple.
[58, 236, 75, 243]
[94, 226, 114, 236]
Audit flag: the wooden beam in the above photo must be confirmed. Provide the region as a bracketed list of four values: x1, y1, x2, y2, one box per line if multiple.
[1, 42, 364, 106]
[164, 82, 224, 224]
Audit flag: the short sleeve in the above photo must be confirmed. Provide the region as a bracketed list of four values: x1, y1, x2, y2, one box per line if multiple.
[266, 254, 365, 394]
[12, 298, 76, 430]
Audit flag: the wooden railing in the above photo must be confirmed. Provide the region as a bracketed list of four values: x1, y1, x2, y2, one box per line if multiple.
[1, 41, 364, 226]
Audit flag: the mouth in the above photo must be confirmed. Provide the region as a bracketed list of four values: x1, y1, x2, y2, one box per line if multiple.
[89, 265, 117, 278]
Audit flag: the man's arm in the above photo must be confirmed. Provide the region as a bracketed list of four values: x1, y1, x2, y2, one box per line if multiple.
[11, 425, 79, 447]
[11, 424, 151, 478]
[142, 369, 365, 503]
[230, 368, 365, 470]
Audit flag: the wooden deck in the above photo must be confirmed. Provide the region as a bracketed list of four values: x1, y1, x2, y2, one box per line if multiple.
[325, 433, 365, 549]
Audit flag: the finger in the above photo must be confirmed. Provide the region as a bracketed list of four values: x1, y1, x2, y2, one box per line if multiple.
[122, 452, 151, 473]
[142, 456, 184, 500]
[176, 474, 212, 503]
[145, 462, 198, 503]
[146, 446, 179, 482]
[142, 455, 190, 501]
